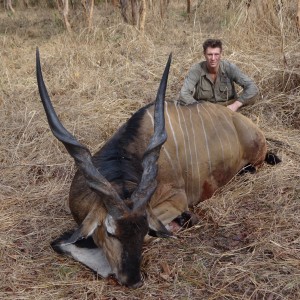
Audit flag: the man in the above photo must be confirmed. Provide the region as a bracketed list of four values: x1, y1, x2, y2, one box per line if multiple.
[179, 39, 259, 112]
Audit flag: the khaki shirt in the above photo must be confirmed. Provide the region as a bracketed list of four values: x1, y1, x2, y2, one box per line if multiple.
[179, 60, 259, 105]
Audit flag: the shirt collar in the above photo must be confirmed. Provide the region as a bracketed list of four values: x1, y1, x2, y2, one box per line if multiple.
[201, 60, 225, 76]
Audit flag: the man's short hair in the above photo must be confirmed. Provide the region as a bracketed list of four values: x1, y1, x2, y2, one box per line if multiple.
[203, 39, 222, 53]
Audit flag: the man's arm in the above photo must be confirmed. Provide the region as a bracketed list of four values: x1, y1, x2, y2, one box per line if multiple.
[228, 62, 259, 108]
[179, 64, 201, 105]
[227, 100, 243, 112]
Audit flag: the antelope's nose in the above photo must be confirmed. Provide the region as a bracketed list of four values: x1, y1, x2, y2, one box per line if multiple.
[129, 280, 143, 289]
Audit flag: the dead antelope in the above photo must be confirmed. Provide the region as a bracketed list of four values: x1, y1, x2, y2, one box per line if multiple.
[36, 49, 280, 288]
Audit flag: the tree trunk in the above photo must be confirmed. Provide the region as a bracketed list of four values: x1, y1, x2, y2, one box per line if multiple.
[187, 0, 191, 14]
[131, 0, 138, 26]
[139, 0, 146, 32]
[63, 0, 72, 33]
[81, 0, 94, 30]
[160, 0, 164, 19]
[111, 0, 119, 7]
[120, 0, 129, 23]
[160, 0, 169, 19]
[5, 0, 15, 13]
[297, 0, 300, 32]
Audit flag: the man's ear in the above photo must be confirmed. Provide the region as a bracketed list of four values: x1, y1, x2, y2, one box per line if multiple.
[147, 209, 173, 238]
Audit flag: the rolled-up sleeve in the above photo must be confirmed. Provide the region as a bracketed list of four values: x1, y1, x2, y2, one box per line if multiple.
[229, 63, 259, 105]
[179, 64, 201, 105]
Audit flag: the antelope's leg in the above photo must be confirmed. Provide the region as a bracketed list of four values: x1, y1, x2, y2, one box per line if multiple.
[151, 189, 189, 228]
[172, 211, 200, 228]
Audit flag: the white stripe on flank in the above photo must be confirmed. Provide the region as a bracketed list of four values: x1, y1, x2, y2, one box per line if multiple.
[188, 106, 201, 199]
[146, 109, 153, 124]
[220, 109, 240, 157]
[179, 106, 194, 196]
[202, 104, 226, 169]
[175, 104, 188, 168]
[177, 106, 189, 194]
[165, 102, 180, 166]
[196, 105, 212, 173]
[146, 108, 177, 180]
[208, 106, 238, 159]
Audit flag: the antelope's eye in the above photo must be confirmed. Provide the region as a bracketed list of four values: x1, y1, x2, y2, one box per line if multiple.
[106, 229, 116, 238]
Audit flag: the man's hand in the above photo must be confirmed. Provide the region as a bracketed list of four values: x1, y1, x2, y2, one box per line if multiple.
[227, 100, 243, 112]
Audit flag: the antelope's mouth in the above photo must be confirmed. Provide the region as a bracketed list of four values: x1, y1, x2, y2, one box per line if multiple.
[52, 233, 145, 288]
[53, 238, 145, 288]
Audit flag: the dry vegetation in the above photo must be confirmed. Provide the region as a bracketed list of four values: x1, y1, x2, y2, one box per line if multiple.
[1, 0, 300, 299]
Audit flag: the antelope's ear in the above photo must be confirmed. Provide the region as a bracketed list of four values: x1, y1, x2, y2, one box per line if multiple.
[52, 211, 99, 251]
[51, 228, 85, 254]
[147, 210, 173, 238]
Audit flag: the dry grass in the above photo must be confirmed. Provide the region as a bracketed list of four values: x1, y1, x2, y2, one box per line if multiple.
[1, 1, 300, 299]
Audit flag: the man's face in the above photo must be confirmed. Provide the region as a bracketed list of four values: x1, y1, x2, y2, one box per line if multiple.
[204, 47, 222, 70]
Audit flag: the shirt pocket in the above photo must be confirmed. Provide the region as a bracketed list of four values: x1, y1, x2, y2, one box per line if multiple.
[219, 79, 233, 101]
[196, 79, 213, 100]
